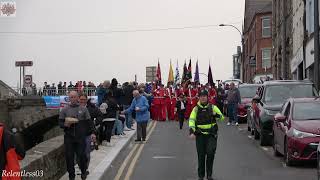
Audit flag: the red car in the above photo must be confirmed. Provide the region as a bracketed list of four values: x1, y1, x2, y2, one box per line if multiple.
[237, 84, 261, 123]
[273, 98, 320, 166]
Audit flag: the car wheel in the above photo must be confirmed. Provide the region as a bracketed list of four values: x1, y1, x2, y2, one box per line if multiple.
[284, 141, 294, 166]
[254, 129, 260, 140]
[260, 130, 268, 146]
[272, 135, 281, 157]
[317, 151, 320, 180]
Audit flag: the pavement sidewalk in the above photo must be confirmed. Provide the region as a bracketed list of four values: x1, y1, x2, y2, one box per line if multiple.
[60, 123, 137, 180]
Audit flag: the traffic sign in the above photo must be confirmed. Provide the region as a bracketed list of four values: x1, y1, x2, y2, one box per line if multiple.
[24, 75, 32, 86]
[15, 61, 33, 67]
[249, 56, 256, 66]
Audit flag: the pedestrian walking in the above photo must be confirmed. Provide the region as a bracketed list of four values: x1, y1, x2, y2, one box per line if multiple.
[175, 94, 187, 129]
[189, 90, 224, 180]
[123, 90, 150, 142]
[59, 91, 95, 180]
[226, 82, 241, 126]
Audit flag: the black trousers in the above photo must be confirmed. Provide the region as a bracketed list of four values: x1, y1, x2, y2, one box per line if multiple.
[196, 134, 217, 179]
[178, 110, 186, 129]
[97, 125, 104, 144]
[103, 121, 115, 142]
[137, 122, 147, 140]
[64, 135, 87, 179]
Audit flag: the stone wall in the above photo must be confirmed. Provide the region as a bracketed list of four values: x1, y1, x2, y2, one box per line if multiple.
[0, 100, 9, 125]
[20, 135, 66, 180]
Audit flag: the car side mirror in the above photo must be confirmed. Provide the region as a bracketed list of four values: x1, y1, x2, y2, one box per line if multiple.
[274, 113, 286, 123]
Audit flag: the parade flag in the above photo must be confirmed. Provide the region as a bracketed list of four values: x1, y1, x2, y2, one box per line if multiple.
[167, 60, 174, 84]
[174, 60, 181, 85]
[208, 64, 214, 86]
[156, 60, 162, 85]
[194, 60, 200, 83]
[182, 60, 187, 83]
[186, 59, 192, 80]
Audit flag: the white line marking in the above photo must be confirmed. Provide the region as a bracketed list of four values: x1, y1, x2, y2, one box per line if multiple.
[248, 135, 253, 139]
[152, 156, 176, 159]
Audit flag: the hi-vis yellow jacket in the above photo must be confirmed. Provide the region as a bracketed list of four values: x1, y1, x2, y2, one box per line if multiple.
[189, 102, 224, 135]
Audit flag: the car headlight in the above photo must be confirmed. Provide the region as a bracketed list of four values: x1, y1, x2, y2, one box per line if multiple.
[264, 109, 278, 116]
[292, 129, 317, 138]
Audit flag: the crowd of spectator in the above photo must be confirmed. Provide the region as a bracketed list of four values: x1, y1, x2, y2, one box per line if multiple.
[42, 81, 98, 96]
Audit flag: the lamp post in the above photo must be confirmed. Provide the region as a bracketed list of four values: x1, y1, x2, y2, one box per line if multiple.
[219, 23, 244, 81]
[219, 24, 243, 40]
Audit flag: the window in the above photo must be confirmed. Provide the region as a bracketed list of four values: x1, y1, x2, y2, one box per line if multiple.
[307, 0, 314, 35]
[262, 48, 271, 68]
[262, 17, 271, 37]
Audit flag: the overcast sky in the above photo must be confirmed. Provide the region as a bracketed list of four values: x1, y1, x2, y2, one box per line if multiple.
[0, 0, 244, 87]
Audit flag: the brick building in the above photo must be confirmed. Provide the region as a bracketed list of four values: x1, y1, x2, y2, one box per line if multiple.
[242, 0, 273, 83]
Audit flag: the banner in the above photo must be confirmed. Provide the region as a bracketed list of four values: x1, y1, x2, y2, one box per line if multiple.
[43, 96, 98, 109]
[43, 96, 61, 109]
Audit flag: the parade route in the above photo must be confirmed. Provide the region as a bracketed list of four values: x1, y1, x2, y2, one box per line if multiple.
[109, 119, 317, 180]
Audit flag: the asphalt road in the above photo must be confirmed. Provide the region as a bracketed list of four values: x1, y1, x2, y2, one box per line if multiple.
[113, 119, 317, 180]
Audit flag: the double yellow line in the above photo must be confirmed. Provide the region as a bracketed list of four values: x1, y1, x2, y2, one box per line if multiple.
[114, 120, 157, 180]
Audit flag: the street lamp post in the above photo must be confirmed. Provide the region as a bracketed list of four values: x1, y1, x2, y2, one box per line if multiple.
[219, 24, 243, 39]
[219, 23, 244, 81]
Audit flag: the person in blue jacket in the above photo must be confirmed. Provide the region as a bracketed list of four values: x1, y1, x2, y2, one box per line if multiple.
[122, 90, 150, 142]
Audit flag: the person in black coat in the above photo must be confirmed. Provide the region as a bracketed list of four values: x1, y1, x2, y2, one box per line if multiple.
[109, 78, 123, 104]
[100, 91, 120, 146]
[175, 94, 187, 129]
[86, 99, 103, 145]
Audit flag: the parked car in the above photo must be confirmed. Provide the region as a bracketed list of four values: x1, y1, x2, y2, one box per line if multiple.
[250, 80, 317, 146]
[317, 143, 320, 180]
[237, 84, 261, 123]
[273, 98, 320, 166]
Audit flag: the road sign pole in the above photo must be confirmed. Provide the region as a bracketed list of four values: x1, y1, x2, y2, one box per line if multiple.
[19, 67, 21, 94]
[22, 66, 25, 88]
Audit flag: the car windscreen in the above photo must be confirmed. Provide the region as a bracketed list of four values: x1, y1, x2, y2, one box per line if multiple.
[263, 84, 315, 104]
[293, 102, 320, 120]
[239, 86, 259, 98]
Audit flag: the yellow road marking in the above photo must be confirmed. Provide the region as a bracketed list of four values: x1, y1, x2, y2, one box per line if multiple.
[114, 120, 155, 180]
[124, 121, 158, 180]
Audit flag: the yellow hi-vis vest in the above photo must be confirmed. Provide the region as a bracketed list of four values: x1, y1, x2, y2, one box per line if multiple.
[189, 102, 224, 135]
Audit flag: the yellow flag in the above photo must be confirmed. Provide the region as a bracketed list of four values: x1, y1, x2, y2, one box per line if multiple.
[168, 61, 174, 83]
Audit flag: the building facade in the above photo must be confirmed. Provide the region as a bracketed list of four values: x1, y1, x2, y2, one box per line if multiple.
[291, 0, 305, 80]
[272, 0, 293, 80]
[242, 0, 273, 83]
[305, 0, 320, 81]
[233, 46, 242, 79]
